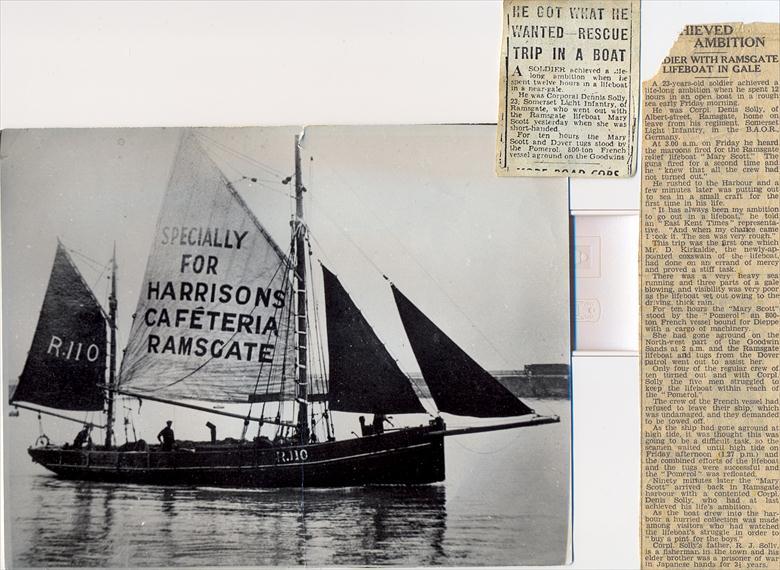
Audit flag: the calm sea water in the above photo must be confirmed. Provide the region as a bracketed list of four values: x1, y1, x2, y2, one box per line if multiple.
[6, 399, 570, 567]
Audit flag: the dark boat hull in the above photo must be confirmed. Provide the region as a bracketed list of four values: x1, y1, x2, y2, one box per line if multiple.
[28, 426, 445, 487]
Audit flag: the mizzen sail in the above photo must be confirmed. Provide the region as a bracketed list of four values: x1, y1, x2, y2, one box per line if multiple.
[119, 135, 296, 403]
[322, 266, 424, 414]
[11, 243, 106, 411]
[391, 285, 534, 418]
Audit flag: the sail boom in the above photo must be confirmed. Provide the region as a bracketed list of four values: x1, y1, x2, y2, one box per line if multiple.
[434, 415, 560, 437]
[111, 388, 298, 428]
[248, 392, 327, 403]
[11, 403, 106, 430]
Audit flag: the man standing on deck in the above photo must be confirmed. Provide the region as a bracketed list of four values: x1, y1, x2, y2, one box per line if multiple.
[157, 420, 175, 451]
[72, 425, 91, 449]
[372, 413, 391, 435]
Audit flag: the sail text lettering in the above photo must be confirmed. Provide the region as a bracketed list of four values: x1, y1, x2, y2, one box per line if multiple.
[143, 307, 279, 336]
[160, 227, 249, 250]
[46, 335, 100, 362]
[180, 254, 218, 275]
[147, 280, 286, 308]
[147, 333, 275, 363]
[116, 136, 295, 398]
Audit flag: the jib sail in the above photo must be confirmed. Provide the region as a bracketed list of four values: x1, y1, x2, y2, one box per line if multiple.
[322, 266, 424, 414]
[119, 135, 296, 403]
[11, 243, 107, 411]
[391, 285, 534, 418]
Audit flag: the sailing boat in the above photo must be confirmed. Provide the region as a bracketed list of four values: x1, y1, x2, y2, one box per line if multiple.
[9, 134, 560, 487]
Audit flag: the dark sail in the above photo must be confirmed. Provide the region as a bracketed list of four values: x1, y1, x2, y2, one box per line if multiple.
[391, 285, 534, 418]
[322, 266, 424, 414]
[11, 243, 107, 411]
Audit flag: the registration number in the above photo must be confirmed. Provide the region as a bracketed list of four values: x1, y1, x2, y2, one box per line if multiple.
[275, 448, 309, 463]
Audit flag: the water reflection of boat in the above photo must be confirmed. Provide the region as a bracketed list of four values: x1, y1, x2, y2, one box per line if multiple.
[192, 485, 447, 565]
[10, 133, 558, 488]
[19, 480, 448, 566]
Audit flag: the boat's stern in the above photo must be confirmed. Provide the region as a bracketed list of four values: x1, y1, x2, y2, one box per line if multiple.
[28, 444, 63, 472]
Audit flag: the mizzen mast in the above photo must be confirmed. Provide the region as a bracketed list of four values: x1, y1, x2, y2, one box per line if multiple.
[293, 135, 310, 444]
[105, 243, 118, 448]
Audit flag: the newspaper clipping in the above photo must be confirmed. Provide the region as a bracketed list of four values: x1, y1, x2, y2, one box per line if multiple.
[496, 0, 640, 178]
[641, 22, 779, 570]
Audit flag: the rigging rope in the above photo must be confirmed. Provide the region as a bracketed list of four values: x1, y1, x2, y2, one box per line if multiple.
[273, 262, 295, 436]
[307, 193, 388, 278]
[34, 412, 50, 447]
[306, 232, 335, 268]
[121, 400, 139, 444]
[193, 132, 286, 179]
[91, 264, 110, 292]
[193, 136, 293, 200]
[247, 235, 295, 424]
[67, 247, 111, 273]
[306, 237, 335, 438]
[238, 176, 294, 199]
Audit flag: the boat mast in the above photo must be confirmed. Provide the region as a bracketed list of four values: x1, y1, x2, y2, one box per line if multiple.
[293, 135, 310, 444]
[104, 243, 117, 448]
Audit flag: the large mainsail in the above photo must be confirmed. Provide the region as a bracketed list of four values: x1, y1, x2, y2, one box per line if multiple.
[322, 266, 424, 414]
[119, 135, 296, 403]
[11, 243, 107, 411]
[391, 285, 534, 418]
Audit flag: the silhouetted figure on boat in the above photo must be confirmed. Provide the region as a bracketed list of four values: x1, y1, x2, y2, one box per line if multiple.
[372, 413, 391, 435]
[157, 420, 175, 451]
[72, 425, 91, 449]
[359, 416, 374, 436]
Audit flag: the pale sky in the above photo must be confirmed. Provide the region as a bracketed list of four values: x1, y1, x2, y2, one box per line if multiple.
[2, 125, 569, 397]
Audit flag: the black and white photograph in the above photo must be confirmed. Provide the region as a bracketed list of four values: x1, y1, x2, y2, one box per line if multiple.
[3, 125, 571, 566]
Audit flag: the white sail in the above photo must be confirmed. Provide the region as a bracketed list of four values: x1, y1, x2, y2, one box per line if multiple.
[120, 135, 296, 402]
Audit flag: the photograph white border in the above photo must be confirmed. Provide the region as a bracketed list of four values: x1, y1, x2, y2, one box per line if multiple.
[2, 2, 778, 569]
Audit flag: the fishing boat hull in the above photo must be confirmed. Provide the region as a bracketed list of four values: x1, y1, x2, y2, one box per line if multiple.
[28, 425, 445, 487]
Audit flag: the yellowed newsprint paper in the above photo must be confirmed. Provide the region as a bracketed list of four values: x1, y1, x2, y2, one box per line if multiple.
[641, 22, 780, 570]
[496, 0, 640, 178]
